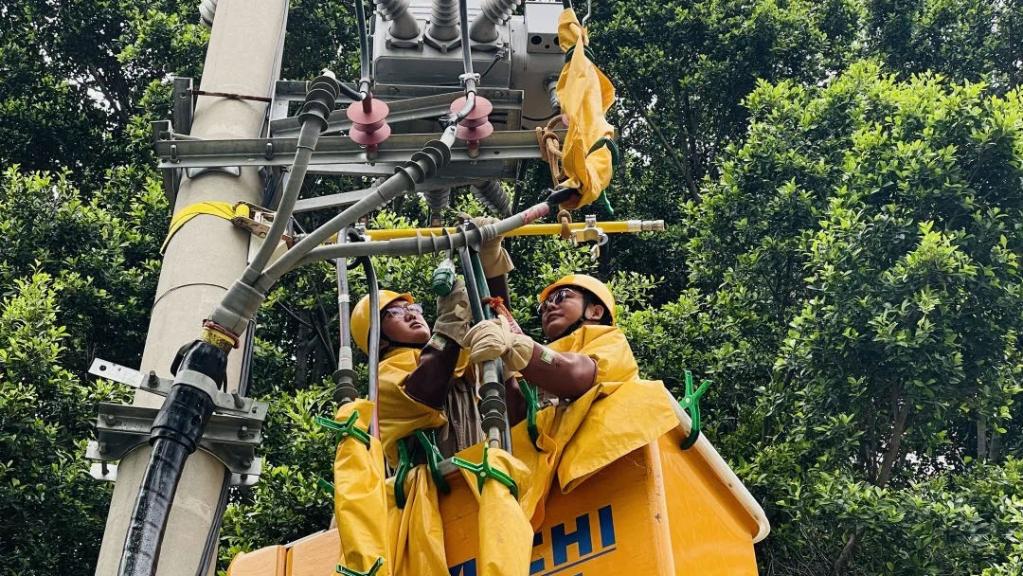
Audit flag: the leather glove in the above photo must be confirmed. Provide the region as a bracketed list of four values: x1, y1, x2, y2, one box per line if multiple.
[501, 330, 535, 375]
[432, 277, 471, 346]
[465, 317, 514, 364]
[464, 317, 535, 374]
[471, 216, 514, 277]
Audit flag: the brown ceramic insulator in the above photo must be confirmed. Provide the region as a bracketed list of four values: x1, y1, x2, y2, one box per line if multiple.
[449, 95, 494, 150]
[346, 98, 391, 149]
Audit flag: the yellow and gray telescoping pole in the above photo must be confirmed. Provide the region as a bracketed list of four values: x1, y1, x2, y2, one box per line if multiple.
[361, 219, 665, 240]
[94, 2, 289, 575]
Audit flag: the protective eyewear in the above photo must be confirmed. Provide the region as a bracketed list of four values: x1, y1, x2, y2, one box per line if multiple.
[382, 303, 424, 318]
[537, 287, 580, 317]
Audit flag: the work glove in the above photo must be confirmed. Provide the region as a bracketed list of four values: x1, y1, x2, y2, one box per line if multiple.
[432, 277, 471, 346]
[464, 317, 535, 375]
[471, 216, 514, 278]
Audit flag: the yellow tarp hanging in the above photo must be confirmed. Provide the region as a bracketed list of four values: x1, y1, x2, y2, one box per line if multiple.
[332, 399, 391, 575]
[160, 201, 250, 253]
[546, 325, 680, 493]
[555, 8, 616, 209]
[376, 347, 471, 464]
[377, 347, 473, 575]
[456, 446, 534, 576]
[386, 467, 448, 576]
[504, 325, 680, 530]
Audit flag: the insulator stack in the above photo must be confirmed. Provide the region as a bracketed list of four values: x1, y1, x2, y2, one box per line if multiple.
[425, 187, 452, 212]
[198, 0, 217, 27]
[428, 0, 460, 42]
[346, 98, 391, 154]
[376, 0, 421, 40]
[472, 180, 511, 216]
[449, 96, 494, 157]
[470, 0, 521, 43]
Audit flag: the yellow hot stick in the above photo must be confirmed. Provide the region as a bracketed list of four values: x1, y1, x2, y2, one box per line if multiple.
[362, 220, 665, 240]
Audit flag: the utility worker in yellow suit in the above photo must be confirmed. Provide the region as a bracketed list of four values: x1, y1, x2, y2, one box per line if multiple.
[464, 274, 681, 523]
[348, 222, 516, 576]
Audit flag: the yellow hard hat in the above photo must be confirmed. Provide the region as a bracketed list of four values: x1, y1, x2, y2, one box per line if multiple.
[351, 290, 414, 353]
[538, 274, 616, 325]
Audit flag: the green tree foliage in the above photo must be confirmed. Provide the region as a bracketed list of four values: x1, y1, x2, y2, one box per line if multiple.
[681, 63, 1023, 574]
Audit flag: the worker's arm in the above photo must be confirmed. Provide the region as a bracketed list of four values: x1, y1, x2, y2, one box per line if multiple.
[519, 346, 596, 399]
[505, 377, 526, 425]
[403, 338, 460, 409]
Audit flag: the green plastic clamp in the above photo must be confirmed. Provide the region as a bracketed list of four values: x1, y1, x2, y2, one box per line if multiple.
[337, 557, 384, 576]
[587, 136, 621, 169]
[564, 45, 596, 63]
[451, 444, 519, 499]
[317, 477, 335, 495]
[393, 430, 450, 509]
[393, 439, 413, 509]
[678, 370, 711, 450]
[520, 381, 541, 448]
[316, 412, 372, 449]
[415, 430, 451, 494]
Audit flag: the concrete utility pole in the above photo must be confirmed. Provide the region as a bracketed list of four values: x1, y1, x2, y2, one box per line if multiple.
[95, 1, 288, 574]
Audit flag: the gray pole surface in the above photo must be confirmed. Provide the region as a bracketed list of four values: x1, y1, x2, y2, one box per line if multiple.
[94, 2, 288, 574]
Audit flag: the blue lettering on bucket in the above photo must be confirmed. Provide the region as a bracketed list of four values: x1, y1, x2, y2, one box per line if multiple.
[448, 505, 616, 576]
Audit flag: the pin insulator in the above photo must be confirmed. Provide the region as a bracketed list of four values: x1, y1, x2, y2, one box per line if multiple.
[346, 98, 391, 153]
[449, 96, 494, 155]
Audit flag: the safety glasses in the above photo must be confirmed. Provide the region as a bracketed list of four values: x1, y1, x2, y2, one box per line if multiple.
[382, 303, 424, 318]
[537, 287, 580, 318]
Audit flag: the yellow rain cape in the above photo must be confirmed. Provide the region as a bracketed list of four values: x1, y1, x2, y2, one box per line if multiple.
[555, 9, 616, 209]
[455, 445, 534, 576]
[331, 399, 391, 575]
[377, 347, 473, 576]
[509, 325, 681, 528]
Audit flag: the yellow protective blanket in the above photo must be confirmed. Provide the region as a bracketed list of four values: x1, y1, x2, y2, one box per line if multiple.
[376, 347, 472, 464]
[455, 446, 534, 576]
[386, 467, 447, 576]
[332, 399, 391, 576]
[548, 325, 680, 492]
[556, 9, 616, 209]
[507, 326, 679, 528]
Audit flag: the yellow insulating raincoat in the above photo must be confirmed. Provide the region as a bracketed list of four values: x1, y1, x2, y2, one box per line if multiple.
[332, 399, 391, 576]
[555, 9, 616, 209]
[377, 347, 480, 576]
[455, 445, 534, 576]
[508, 324, 681, 528]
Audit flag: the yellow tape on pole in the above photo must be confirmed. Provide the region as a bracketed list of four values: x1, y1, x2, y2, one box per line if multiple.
[161, 201, 251, 253]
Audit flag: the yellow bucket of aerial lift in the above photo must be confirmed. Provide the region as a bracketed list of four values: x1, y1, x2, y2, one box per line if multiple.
[227, 425, 770, 575]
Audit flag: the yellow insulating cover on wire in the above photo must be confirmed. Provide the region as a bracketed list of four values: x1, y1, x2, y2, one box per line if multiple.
[332, 399, 391, 576]
[386, 467, 448, 576]
[376, 347, 470, 464]
[556, 9, 616, 209]
[456, 447, 534, 576]
[546, 325, 680, 492]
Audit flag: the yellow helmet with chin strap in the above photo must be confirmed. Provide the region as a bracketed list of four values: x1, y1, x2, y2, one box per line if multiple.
[351, 290, 414, 354]
[538, 274, 617, 325]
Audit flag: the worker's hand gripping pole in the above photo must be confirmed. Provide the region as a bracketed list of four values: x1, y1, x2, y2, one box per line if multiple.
[457, 226, 511, 450]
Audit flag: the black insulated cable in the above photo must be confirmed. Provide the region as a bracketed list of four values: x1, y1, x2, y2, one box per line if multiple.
[448, 0, 478, 126]
[118, 341, 227, 576]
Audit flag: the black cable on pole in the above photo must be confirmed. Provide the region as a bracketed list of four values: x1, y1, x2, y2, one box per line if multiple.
[354, 0, 372, 98]
[359, 252, 381, 437]
[448, 0, 478, 125]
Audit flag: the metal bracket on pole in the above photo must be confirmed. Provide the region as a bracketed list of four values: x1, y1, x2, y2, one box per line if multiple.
[86, 358, 268, 487]
[89, 358, 267, 419]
